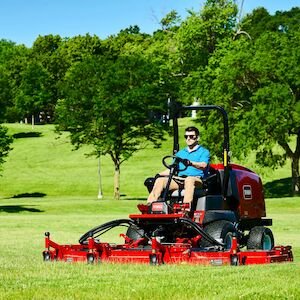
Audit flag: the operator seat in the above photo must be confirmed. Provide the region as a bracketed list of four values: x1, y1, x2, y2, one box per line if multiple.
[170, 169, 222, 210]
[144, 167, 223, 211]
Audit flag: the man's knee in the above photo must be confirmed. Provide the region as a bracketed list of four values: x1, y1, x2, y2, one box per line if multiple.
[184, 176, 202, 188]
[185, 176, 196, 185]
[154, 177, 168, 188]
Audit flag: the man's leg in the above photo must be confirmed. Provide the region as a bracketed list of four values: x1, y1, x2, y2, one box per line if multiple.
[183, 176, 203, 204]
[147, 177, 180, 204]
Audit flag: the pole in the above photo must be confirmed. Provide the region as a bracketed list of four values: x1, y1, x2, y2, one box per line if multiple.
[97, 156, 103, 199]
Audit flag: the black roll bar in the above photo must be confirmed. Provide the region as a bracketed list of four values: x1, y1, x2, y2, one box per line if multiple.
[169, 101, 230, 199]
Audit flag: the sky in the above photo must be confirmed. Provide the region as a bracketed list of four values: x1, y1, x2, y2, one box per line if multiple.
[1, 0, 299, 47]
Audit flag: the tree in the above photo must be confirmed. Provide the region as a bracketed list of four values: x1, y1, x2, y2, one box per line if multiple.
[241, 7, 300, 39]
[197, 30, 300, 194]
[175, 0, 238, 103]
[56, 53, 167, 199]
[0, 125, 13, 173]
[176, 0, 238, 77]
[0, 66, 12, 121]
[0, 39, 30, 122]
[57, 34, 103, 65]
[160, 10, 181, 31]
[30, 35, 65, 121]
[15, 61, 52, 124]
[27, 34, 104, 122]
[239, 7, 271, 39]
[0, 44, 13, 169]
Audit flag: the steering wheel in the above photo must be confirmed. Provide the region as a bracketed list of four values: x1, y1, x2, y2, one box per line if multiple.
[162, 155, 189, 172]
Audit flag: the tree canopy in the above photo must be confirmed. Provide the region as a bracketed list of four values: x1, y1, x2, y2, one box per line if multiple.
[0, 0, 299, 195]
[56, 52, 167, 199]
[195, 30, 300, 193]
[0, 125, 13, 173]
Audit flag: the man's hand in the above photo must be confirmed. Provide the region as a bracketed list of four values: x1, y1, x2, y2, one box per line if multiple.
[182, 159, 192, 166]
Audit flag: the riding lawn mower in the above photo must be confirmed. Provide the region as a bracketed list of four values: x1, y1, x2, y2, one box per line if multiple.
[43, 103, 293, 266]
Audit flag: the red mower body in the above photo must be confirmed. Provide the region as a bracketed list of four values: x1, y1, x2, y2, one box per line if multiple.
[210, 163, 266, 220]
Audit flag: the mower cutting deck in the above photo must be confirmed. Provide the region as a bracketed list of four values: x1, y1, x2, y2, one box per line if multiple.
[43, 103, 293, 266]
[43, 209, 293, 265]
[43, 236, 292, 266]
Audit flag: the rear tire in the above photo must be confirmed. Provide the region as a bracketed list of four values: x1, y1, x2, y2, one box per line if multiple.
[247, 226, 274, 250]
[200, 220, 236, 249]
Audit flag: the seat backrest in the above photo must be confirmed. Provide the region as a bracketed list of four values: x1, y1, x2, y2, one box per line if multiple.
[144, 177, 156, 193]
[203, 167, 222, 195]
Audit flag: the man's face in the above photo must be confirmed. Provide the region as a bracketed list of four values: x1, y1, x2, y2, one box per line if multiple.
[184, 131, 198, 147]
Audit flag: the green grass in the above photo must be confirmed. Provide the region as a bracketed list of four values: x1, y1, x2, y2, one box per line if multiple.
[0, 196, 299, 299]
[0, 122, 299, 299]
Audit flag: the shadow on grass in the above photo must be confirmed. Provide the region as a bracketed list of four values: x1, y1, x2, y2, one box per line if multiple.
[13, 132, 43, 139]
[0, 205, 43, 213]
[264, 177, 293, 198]
[120, 194, 147, 201]
[12, 192, 47, 198]
[121, 197, 147, 201]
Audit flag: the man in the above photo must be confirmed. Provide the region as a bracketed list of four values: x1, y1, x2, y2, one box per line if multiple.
[147, 126, 210, 207]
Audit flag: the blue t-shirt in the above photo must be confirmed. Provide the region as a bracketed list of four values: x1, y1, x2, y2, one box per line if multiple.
[176, 145, 210, 177]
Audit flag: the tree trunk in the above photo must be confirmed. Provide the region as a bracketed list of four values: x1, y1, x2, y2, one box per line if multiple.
[114, 163, 120, 200]
[291, 130, 300, 195]
[279, 137, 300, 196]
[109, 152, 121, 200]
[97, 157, 103, 199]
[291, 156, 300, 195]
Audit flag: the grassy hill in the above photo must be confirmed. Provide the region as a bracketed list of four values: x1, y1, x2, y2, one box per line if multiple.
[0, 122, 294, 200]
[0, 123, 175, 199]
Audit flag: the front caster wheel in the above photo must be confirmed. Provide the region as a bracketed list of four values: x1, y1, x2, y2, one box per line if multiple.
[247, 226, 274, 250]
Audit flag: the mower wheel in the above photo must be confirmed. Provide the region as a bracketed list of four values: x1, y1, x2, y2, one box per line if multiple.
[247, 226, 274, 250]
[201, 220, 237, 249]
[43, 251, 51, 261]
[149, 254, 159, 265]
[87, 254, 95, 264]
[126, 224, 145, 241]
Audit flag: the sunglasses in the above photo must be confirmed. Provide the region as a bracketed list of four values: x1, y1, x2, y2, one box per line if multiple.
[184, 135, 197, 140]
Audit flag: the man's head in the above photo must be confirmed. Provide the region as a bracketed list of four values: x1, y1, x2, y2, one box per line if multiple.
[184, 126, 199, 147]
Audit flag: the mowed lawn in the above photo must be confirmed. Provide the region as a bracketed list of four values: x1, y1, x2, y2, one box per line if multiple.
[0, 197, 299, 300]
[0, 123, 299, 299]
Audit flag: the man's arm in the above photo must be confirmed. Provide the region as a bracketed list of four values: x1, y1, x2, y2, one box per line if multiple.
[189, 161, 208, 170]
[185, 148, 210, 170]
